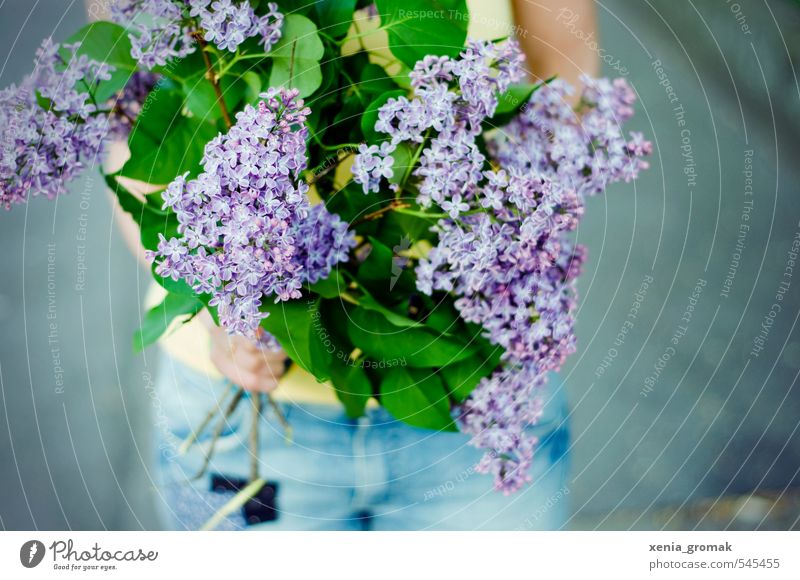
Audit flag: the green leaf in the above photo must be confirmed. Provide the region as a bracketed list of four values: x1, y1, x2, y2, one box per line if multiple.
[153, 51, 205, 84]
[388, 142, 413, 185]
[495, 83, 538, 114]
[329, 360, 373, 418]
[120, 88, 218, 184]
[308, 270, 347, 299]
[359, 63, 403, 97]
[240, 71, 263, 106]
[133, 292, 203, 352]
[418, 295, 460, 334]
[104, 173, 168, 217]
[358, 293, 421, 329]
[439, 344, 501, 402]
[182, 74, 245, 123]
[346, 307, 477, 367]
[314, 0, 357, 38]
[104, 171, 196, 296]
[491, 79, 551, 127]
[324, 181, 392, 224]
[371, 207, 435, 247]
[374, 0, 469, 69]
[361, 89, 406, 143]
[269, 14, 325, 97]
[380, 367, 455, 430]
[357, 237, 415, 297]
[64, 21, 137, 101]
[260, 297, 333, 381]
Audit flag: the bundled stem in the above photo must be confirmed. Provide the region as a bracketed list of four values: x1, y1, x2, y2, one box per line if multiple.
[191, 387, 246, 481]
[249, 394, 262, 482]
[178, 382, 238, 456]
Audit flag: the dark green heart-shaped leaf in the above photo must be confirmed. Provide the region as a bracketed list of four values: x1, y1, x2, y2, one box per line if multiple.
[260, 297, 333, 381]
[330, 360, 374, 418]
[121, 88, 218, 184]
[269, 14, 324, 97]
[380, 367, 455, 430]
[374, 0, 468, 69]
[346, 307, 477, 367]
[314, 0, 357, 38]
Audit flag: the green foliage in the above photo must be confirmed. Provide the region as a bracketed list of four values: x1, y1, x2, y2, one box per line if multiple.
[314, 0, 358, 38]
[104, 173, 195, 297]
[380, 367, 456, 430]
[260, 297, 333, 382]
[346, 307, 478, 367]
[182, 74, 246, 123]
[65, 22, 137, 101]
[329, 360, 374, 418]
[120, 86, 218, 184]
[83, 1, 508, 430]
[439, 344, 502, 402]
[357, 237, 414, 298]
[268, 14, 325, 97]
[133, 292, 204, 352]
[374, 0, 469, 68]
[491, 82, 548, 127]
[308, 270, 347, 299]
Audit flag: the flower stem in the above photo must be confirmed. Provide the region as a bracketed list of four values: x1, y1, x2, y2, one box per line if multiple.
[266, 393, 293, 443]
[195, 33, 233, 129]
[191, 387, 246, 481]
[178, 382, 238, 456]
[249, 394, 262, 482]
[351, 199, 410, 226]
[199, 477, 266, 531]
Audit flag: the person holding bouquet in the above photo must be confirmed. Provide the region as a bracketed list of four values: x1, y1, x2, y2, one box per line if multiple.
[11, 0, 645, 530]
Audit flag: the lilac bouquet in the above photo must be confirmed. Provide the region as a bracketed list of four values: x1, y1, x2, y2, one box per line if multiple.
[0, 0, 649, 497]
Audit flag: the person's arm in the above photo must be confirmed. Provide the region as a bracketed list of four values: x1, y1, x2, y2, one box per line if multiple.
[511, 0, 599, 90]
[86, 1, 286, 393]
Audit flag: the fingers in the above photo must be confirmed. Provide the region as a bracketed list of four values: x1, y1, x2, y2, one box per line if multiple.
[209, 333, 287, 394]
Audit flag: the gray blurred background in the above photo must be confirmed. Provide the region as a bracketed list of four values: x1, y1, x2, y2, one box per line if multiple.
[1, 0, 799, 530]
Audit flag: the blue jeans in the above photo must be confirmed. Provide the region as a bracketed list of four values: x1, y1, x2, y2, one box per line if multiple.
[151, 353, 571, 530]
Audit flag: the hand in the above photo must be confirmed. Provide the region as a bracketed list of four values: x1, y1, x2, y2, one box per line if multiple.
[204, 311, 288, 393]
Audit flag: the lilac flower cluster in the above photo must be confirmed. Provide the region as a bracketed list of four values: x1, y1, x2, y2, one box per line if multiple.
[112, 0, 195, 69]
[352, 40, 525, 195]
[489, 76, 652, 196]
[192, 0, 283, 53]
[354, 40, 650, 492]
[428, 76, 649, 492]
[148, 88, 355, 338]
[106, 71, 160, 139]
[0, 40, 111, 209]
[113, 0, 283, 69]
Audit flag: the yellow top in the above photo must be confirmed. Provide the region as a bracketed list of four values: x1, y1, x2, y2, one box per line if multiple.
[147, 0, 515, 404]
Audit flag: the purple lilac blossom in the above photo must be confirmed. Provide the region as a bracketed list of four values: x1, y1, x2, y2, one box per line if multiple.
[355, 39, 651, 492]
[148, 88, 355, 339]
[106, 71, 160, 139]
[112, 0, 284, 69]
[351, 39, 525, 195]
[0, 39, 112, 209]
